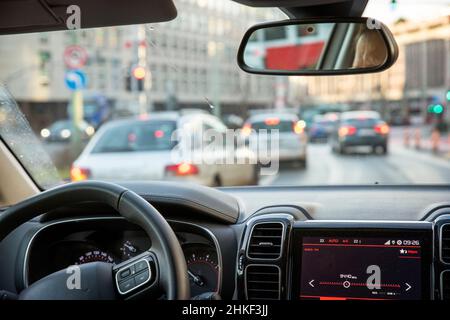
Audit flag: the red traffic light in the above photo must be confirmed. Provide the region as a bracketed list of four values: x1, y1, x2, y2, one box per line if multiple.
[132, 66, 146, 80]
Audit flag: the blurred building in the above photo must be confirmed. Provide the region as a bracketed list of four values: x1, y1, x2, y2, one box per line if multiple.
[292, 15, 450, 125]
[0, 0, 283, 132]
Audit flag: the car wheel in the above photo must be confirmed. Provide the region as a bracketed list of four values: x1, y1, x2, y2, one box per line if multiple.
[298, 158, 307, 169]
[373, 145, 388, 155]
[338, 144, 347, 155]
[213, 175, 222, 187]
[331, 144, 337, 153]
[249, 165, 260, 185]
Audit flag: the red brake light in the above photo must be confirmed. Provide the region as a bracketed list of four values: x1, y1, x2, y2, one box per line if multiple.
[264, 117, 280, 126]
[338, 125, 357, 137]
[165, 163, 199, 176]
[374, 123, 390, 135]
[154, 130, 164, 138]
[70, 166, 91, 181]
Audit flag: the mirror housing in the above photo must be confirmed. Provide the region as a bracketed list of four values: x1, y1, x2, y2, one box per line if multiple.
[237, 17, 399, 76]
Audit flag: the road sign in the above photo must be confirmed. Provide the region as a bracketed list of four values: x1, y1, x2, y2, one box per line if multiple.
[65, 70, 87, 91]
[64, 45, 88, 69]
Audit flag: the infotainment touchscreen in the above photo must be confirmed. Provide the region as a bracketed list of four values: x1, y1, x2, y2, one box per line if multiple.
[293, 231, 431, 300]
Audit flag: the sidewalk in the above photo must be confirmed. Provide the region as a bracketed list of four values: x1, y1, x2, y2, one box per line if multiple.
[391, 126, 450, 160]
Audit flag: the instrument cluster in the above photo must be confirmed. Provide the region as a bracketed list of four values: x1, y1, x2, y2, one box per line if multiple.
[26, 221, 220, 297]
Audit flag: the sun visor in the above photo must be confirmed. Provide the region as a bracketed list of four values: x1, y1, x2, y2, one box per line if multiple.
[0, 0, 177, 35]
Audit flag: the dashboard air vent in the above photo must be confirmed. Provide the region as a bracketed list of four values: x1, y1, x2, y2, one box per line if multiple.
[442, 224, 450, 263]
[248, 222, 283, 259]
[246, 265, 280, 300]
[442, 271, 450, 300]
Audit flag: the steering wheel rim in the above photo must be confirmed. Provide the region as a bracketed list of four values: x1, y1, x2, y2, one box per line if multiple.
[0, 181, 190, 300]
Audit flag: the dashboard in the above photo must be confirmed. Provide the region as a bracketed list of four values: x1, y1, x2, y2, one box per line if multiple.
[1, 183, 450, 300]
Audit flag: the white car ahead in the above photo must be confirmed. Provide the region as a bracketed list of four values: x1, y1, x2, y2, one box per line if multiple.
[242, 112, 308, 167]
[71, 111, 258, 186]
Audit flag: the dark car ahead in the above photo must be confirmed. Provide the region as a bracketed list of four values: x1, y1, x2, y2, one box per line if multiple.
[330, 111, 389, 154]
[308, 113, 339, 142]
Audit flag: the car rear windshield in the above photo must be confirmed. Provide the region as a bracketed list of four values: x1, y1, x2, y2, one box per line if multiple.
[252, 119, 294, 132]
[342, 118, 379, 127]
[91, 121, 176, 153]
[315, 120, 334, 126]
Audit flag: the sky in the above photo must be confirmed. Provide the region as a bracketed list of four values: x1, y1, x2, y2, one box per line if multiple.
[364, 0, 450, 24]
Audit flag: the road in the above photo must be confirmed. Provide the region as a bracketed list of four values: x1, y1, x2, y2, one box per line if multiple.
[259, 141, 450, 186]
[42, 126, 450, 186]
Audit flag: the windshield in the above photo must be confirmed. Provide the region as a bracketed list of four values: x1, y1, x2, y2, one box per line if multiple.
[0, 0, 449, 189]
[251, 119, 296, 133]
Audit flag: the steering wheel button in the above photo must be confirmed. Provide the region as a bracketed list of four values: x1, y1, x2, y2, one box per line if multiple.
[134, 260, 148, 272]
[119, 268, 132, 279]
[118, 277, 136, 293]
[135, 270, 150, 286]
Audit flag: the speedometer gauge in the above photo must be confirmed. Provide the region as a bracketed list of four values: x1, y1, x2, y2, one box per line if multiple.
[184, 245, 219, 296]
[76, 250, 115, 265]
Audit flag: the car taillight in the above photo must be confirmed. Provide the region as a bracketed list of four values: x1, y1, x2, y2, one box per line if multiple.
[70, 166, 91, 181]
[338, 125, 357, 137]
[293, 120, 305, 134]
[154, 130, 164, 138]
[242, 123, 252, 136]
[165, 163, 199, 176]
[374, 123, 390, 135]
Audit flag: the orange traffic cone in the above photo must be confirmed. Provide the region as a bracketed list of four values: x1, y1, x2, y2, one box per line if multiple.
[431, 129, 440, 154]
[414, 129, 421, 150]
[404, 128, 410, 147]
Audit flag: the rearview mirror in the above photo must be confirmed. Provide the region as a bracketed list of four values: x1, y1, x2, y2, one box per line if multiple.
[238, 18, 398, 76]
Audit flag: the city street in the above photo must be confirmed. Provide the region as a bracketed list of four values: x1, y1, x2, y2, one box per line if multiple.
[260, 130, 450, 186]
[43, 126, 450, 185]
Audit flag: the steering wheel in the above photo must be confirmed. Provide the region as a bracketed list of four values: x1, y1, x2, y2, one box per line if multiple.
[0, 181, 190, 300]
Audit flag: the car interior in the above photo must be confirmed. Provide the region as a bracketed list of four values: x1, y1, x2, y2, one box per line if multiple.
[0, 0, 449, 303]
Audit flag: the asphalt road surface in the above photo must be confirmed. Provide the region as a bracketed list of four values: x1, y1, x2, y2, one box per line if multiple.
[259, 142, 450, 186]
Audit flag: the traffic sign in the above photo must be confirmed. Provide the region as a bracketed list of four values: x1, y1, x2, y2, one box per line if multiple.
[64, 45, 88, 69]
[65, 70, 87, 91]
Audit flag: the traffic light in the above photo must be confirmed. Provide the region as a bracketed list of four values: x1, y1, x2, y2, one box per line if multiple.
[132, 66, 146, 80]
[390, 0, 398, 10]
[428, 104, 444, 114]
[446, 90, 450, 102]
[125, 65, 146, 92]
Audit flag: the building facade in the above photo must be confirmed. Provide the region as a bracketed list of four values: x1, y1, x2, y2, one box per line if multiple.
[0, 0, 283, 131]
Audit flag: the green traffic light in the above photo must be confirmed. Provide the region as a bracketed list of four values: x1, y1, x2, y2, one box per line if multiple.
[432, 104, 444, 114]
[390, 0, 398, 10]
[446, 90, 450, 101]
